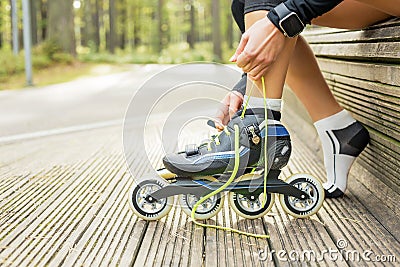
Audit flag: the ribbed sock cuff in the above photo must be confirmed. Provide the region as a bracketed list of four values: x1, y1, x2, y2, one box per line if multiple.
[314, 110, 356, 132]
[243, 96, 282, 111]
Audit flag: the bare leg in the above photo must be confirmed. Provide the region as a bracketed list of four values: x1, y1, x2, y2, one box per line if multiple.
[244, 10, 297, 99]
[287, 0, 395, 122]
[285, 0, 396, 197]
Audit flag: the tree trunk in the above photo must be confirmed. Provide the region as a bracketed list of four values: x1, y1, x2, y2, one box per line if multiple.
[212, 0, 222, 60]
[227, 8, 233, 49]
[93, 0, 101, 51]
[118, 0, 126, 49]
[156, 0, 163, 53]
[186, 1, 195, 49]
[48, 0, 75, 55]
[97, 0, 104, 50]
[0, 1, 3, 49]
[132, 0, 141, 46]
[30, 0, 38, 45]
[40, 0, 47, 41]
[108, 0, 116, 53]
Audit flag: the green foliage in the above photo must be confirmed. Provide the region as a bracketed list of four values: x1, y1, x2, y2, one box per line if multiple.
[52, 53, 74, 64]
[0, 41, 75, 80]
[31, 54, 52, 69]
[78, 51, 158, 64]
[33, 40, 73, 63]
[158, 42, 214, 63]
[78, 41, 234, 65]
[33, 40, 61, 58]
[0, 50, 25, 76]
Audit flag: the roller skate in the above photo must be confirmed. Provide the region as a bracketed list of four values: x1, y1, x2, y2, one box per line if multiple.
[128, 105, 325, 221]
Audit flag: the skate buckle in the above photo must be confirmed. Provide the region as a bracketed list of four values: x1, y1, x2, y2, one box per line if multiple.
[246, 124, 260, 145]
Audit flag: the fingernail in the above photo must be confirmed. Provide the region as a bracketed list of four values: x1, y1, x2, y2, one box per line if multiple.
[229, 55, 236, 62]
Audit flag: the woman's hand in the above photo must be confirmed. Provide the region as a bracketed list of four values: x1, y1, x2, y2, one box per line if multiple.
[214, 91, 244, 131]
[230, 17, 286, 80]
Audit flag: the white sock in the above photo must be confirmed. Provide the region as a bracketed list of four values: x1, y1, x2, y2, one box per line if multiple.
[314, 110, 366, 195]
[243, 95, 282, 111]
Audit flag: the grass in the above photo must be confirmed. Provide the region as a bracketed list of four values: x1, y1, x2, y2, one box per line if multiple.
[0, 63, 133, 90]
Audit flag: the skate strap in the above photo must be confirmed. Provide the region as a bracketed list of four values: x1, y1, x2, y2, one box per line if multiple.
[185, 144, 199, 156]
[243, 108, 281, 121]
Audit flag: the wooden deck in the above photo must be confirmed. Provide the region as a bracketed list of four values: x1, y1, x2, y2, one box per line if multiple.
[0, 119, 398, 266]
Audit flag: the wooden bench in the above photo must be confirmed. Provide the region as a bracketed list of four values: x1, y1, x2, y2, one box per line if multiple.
[283, 18, 400, 240]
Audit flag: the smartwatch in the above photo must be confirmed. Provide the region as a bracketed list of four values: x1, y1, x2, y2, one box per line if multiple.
[268, 3, 305, 38]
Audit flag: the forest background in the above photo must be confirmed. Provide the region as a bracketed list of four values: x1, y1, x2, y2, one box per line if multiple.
[0, 0, 241, 88]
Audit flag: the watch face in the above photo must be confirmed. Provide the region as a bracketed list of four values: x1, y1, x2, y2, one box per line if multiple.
[280, 14, 304, 37]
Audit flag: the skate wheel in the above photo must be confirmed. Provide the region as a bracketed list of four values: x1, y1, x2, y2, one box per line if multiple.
[179, 193, 224, 220]
[279, 173, 325, 218]
[229, 191, 275, 219]
[129, 177, 174, 221]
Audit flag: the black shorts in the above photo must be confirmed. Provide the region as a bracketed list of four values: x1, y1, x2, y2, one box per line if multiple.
[232, 0, 283, 33]
[240, 0, 283, 14]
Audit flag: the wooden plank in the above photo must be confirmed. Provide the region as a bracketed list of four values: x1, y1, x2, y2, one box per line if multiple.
[350, 162, 399, 215]
[290, 135, 400, 263]
[160, 206, 190, 267]
[0, 154, 110, 265]
[323, 72, 400, 99]
[29, 154, 127, 266]
[332, 92, 399, 134]
[310, 42, 400, 61]
[369, 130, 400, 158]
[359, 152, 400, 191]
[150, 203, 184, 266]
[350, 161, 399, 216]
[61, 172, 132, 266]
[327, 80, 400, 112]
[188, 221, 205, 266]
[305, 25, 400, 43]
[333, 95, 400, 141]
[117, 219, 148, 267]
[100, 200, 137, 266]
[331, 86, 400, 126]
[303, 19, 400, 37]
[317, 58, 400, 86]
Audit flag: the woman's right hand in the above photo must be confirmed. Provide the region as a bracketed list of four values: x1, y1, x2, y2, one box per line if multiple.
[214, 91, 244, 131]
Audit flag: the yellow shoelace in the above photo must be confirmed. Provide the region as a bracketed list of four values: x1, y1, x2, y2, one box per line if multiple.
[191, 77, 270, 239]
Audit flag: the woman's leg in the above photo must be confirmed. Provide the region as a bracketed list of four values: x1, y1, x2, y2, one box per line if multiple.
[244, 10, 297, 99]
[285, 0, 396, 197]
[287, 0, 395, 122]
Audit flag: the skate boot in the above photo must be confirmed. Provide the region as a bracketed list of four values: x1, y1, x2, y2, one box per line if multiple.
[162, 107, 291, 177]
[129, 78, 325, 223]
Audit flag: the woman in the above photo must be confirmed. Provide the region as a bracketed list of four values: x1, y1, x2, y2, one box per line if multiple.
[163, 0, 399, 198]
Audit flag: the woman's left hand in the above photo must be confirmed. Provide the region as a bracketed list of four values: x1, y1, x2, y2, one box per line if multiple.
[230, 17, 286, 80]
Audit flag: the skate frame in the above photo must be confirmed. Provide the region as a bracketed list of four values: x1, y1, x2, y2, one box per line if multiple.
[146, 169, 309, 202]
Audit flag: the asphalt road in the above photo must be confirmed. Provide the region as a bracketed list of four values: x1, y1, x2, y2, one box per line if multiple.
[0, 64, 241, 142]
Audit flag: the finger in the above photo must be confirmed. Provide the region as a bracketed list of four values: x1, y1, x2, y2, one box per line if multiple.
[215, 97, 230, 130]
[228, 94, 243, 118]
[215, 103, 229, 122]
[248, 64, 268, 81]
[241, 59, 260, 74]
[236, 51, 252, 69]
[231, 34, 249, 62]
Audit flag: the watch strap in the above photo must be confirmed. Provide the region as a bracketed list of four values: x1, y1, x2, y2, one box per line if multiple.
[274, 2, 291, 20]
[266, 10, 283, 34]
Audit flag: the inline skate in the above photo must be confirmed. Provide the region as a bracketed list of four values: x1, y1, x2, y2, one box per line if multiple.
[128, 107, 325, 221]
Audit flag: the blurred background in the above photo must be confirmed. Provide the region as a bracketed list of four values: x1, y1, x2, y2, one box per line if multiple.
[0, 0, 241, 89]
